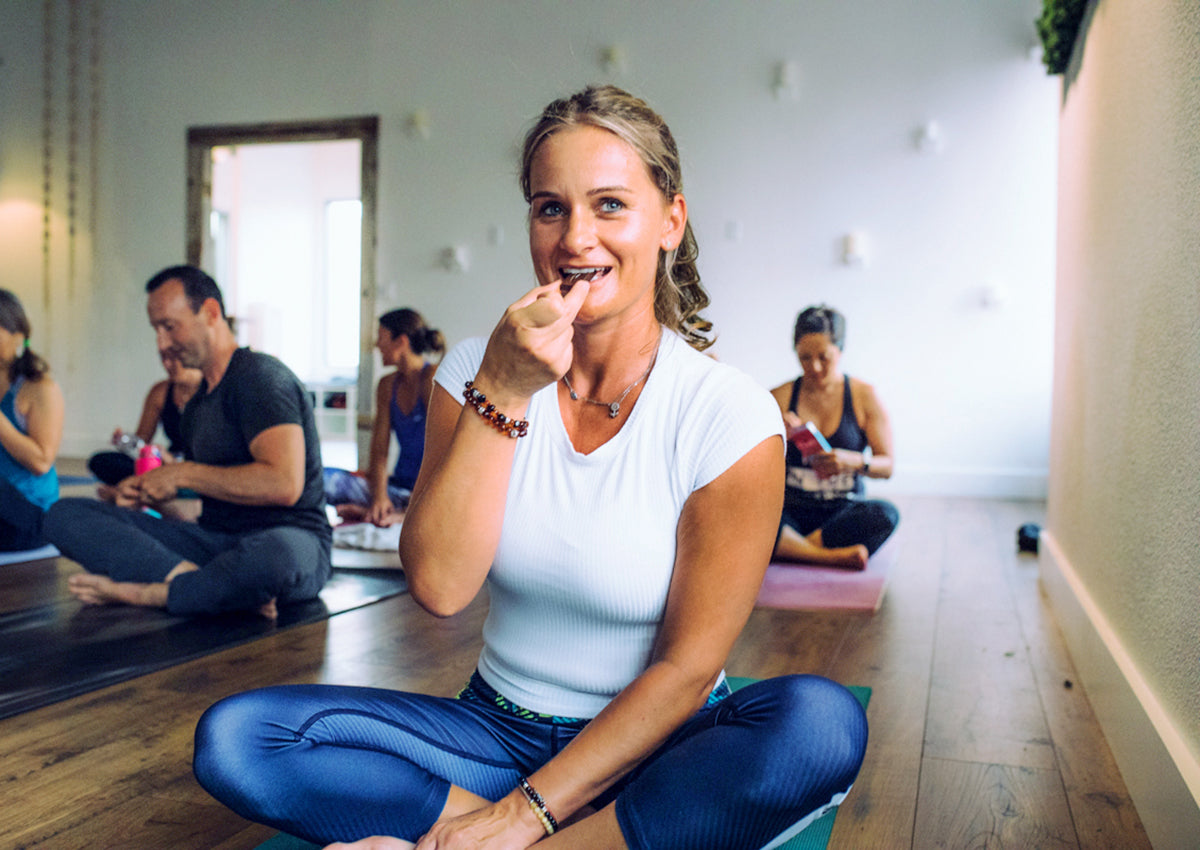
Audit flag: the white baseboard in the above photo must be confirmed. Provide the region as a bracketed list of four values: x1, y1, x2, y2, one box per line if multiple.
[1038, 531, 1200, 850]
[870, 466, 1048, 499]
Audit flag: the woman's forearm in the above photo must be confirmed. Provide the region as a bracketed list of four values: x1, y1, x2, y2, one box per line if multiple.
[399, 404, 523, 617]
[525, 660, 719, 822]
[861, 452, 893, 479]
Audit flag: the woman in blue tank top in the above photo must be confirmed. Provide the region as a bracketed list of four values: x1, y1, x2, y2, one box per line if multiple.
[0, 289, 64, 551]
[770, 305, 899, 569]
[324, 308, 446, 526]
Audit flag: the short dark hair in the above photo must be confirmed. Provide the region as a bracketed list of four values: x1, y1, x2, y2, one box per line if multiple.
[793, 305, 846, 350]
[145, 265, 226, 316]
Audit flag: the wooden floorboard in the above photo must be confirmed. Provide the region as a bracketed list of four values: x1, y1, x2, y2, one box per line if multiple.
[822, 495, 943, 850]
[988, 500, 1150, 850]
[926, 499, 1056, 771]
[0, 495, 1152, 849]
[913, 758, 1078, 849]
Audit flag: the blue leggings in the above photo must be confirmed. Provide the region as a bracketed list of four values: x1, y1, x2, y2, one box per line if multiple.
[324, 468, 411, 509]
[193, 673, 867, 849]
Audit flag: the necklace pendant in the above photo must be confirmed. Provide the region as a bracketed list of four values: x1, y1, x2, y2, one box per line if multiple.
[569, 389, 579, 400]
[608, 402, 620, 418]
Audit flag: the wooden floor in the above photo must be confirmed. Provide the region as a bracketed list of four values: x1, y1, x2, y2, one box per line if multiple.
[0, 495, 1151, 849]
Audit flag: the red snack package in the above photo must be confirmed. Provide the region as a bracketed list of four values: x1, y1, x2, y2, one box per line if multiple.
[788, 421, 832, 461]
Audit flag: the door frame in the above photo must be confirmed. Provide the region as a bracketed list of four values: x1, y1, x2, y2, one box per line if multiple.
[185, 116, 379, 437]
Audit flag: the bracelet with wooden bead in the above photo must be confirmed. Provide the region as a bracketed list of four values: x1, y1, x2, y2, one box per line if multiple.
[517, 776, 558, 836]
[462, 380, 529, 438]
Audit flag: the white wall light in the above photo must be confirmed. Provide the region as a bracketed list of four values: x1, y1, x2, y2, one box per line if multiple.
[980, 271, 1009, 309]
[439, 245, 470, 273]
[600, 45, 628, 76]
[914, 120, 945, 154]
[842, 231, 868, 267]
[406, 109, 432, 140]
[772, 60, 801, 101]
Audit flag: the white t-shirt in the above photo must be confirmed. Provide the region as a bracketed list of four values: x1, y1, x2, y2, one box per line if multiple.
[436, 330, 784, 718]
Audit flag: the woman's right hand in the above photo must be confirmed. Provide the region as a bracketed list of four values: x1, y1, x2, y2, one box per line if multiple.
[473, 279, 591, 404]
[366, 495, 401, 528]
[112, 475, 145, 509]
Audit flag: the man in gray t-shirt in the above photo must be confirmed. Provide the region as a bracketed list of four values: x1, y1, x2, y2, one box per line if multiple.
[44, 265, 331, 618]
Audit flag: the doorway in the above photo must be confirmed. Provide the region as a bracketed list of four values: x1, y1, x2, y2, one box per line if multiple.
[185, 117, 378, 469]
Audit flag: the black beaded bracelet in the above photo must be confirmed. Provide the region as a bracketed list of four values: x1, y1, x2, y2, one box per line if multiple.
[462, 380, 529, 439]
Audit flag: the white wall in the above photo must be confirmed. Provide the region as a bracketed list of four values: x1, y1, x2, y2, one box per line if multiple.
[0, 0, 1058, 497]
[1041, 1, 1200, 846]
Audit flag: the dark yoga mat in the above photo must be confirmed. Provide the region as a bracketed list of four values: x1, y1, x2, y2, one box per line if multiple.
[255, 678, 870, 850]
[0, 568, 407, 721]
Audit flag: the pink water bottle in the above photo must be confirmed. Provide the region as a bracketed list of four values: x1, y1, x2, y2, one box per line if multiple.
[134, 445, 163, 475]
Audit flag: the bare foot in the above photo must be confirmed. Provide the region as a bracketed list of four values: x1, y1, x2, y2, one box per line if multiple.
[776, 544, 869, 570]
[335, 503, 369, 523]
[164, 561, 200, 582]
[258, 597, 278, 620]
[68, 573, 168, 607]
[773, 527, 870, 570]
[809, 544, 870, 571]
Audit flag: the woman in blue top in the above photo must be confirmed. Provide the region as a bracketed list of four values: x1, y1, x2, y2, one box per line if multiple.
[0, 289, 64, 551]
[324, 308, 445, 527]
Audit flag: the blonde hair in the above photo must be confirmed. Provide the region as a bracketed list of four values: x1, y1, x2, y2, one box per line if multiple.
[520, 85, 713, 351]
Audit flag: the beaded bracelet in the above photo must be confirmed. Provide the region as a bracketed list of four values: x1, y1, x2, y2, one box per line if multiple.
[462, 380, 529, 439]
[518, 776, 558, 836]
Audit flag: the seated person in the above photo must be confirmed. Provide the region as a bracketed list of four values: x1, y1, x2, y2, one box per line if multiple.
[43, 265, 330, 619]
[87, 349, 202, 493]
[0, 289, 63, 552]
[323, 308, 445, 527]
[770, 304, 899, 570]
[191, 85, 867, 849]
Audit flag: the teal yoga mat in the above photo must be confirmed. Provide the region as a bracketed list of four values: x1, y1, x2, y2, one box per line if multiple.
[257, 678, 871, 850]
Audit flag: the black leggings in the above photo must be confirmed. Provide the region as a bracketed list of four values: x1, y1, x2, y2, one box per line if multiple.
[0, 476, 46, 551]
[87, 450, 135, 486]
[42, 498, 330, 615]
[780, 494, 899, 554]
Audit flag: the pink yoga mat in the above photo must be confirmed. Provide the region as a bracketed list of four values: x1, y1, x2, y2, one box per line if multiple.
[755, 537, 897, 612]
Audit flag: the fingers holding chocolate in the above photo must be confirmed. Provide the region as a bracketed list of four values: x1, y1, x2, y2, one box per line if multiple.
[478, 279, 592, 402]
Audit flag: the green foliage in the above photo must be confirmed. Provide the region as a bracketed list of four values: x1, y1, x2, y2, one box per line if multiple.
[1036, 0, 1089, 75]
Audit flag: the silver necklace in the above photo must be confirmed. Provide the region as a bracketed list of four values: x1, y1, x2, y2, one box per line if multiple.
[562, 337, 660, 419]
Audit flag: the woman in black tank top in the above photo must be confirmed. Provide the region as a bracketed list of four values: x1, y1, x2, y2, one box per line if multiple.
[768, 305, 899, 569]
[87, 351, 201, 491]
